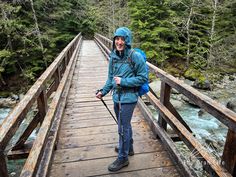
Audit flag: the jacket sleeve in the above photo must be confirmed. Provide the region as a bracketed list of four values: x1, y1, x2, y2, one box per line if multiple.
[101, 58, 113, 96]
[120, 52, 148, 87]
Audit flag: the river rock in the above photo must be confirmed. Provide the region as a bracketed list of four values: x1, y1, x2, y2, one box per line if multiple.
[171, 99, 184, 110]
[149, 79, 161, 97]
[193, 79, 212, 90]
[229, 75, 235, 81]
[10, 172, 16, 176]
[171, 88, 179, 94]
[181, 95, 199, 107]
[198, 109, 206, 117]
[0, 98, 17, 108]
[11, 94, 19, 101]
[226, 100, 236, 112]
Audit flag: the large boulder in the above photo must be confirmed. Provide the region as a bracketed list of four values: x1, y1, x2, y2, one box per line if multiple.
[193, 79, 212, 90]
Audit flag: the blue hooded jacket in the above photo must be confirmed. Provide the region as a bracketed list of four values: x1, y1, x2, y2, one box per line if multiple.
[101, 27, 148, 103]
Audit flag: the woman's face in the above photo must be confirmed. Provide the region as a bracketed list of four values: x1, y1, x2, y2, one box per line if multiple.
[115, 36, 125, 52]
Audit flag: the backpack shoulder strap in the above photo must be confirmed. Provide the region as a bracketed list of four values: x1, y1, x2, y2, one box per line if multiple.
[111, 56, 115, 75]
[127, 49, 136, 68]
[128, 49, 135, 58]
[127, 49, 137, 75]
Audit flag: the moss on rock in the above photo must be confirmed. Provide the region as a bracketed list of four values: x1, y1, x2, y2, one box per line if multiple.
[149, 73, 156, 82]
[0, 91, 12, 98]
[184, 68, 203, 81]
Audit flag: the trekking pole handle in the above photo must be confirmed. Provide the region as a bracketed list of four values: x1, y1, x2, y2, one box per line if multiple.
[96, 89, 102, 95]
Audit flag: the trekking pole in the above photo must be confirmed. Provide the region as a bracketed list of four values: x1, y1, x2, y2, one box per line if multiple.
[117, 85, 125, 154]
[96, 90, 118, 124]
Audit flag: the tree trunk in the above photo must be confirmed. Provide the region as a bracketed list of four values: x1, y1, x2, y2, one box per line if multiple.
[208, 0, 218, 68]
[30, 0, 47, 67]
[2, 8, 13, 51]
[186, 0, 195, 67]
[110, 0, 115, 35]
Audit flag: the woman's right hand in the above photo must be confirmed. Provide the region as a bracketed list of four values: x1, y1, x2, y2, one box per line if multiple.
[96, 91, 103, 99]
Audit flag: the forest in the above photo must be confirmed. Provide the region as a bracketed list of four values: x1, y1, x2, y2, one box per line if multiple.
[0, 0, 236, 94]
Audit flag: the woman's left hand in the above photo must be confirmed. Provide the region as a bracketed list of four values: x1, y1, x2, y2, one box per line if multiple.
[114, 76, 121, 85]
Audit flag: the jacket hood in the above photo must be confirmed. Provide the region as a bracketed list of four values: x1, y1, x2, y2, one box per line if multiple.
[113, 27, 132, 50]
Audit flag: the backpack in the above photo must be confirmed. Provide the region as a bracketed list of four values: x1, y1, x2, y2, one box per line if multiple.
[128, 48, 149, 96]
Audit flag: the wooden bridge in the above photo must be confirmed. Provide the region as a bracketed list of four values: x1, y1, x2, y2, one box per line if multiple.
[0, 33, 236, 177]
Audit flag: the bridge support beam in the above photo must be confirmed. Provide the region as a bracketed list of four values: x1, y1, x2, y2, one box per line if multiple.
[0, 152, 8, 177]
[158, 82, 170, 130]
[222, 129, 236, 176]
[13, 88, 48, 150]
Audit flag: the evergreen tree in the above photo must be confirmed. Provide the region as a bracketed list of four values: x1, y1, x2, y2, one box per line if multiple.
[129, 0, 184, 66]
[0, 0, 236, 92]
[0, 0, 93, 89]
[210, 0, 236, 69]
[90, 0, 130, 38]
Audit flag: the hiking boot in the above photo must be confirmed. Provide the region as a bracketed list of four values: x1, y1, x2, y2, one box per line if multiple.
[108, 158, 129, 172]
[114, 146, 134, 156]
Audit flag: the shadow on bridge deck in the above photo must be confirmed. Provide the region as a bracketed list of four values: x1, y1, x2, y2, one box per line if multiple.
[48, 40, 181, 177]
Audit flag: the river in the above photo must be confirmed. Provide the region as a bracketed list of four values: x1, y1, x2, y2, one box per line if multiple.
[0, 108, 35, 176]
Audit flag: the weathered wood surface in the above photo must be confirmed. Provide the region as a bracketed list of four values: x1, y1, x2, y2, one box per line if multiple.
[147, 62, 236, 132]
[20, 35, 82, 177]
[146, 92, 232, 177]
[0, 152, 8, 177]
[0, 34, 81, 151]
[49, 40, 181, 177]
[222, 130, 236, 176]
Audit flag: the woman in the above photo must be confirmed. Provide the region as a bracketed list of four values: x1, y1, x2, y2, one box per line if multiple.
[96, 27, 148, 172]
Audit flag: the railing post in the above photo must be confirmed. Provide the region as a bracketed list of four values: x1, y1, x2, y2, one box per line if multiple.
[158, 82, 171, 130]
[12, 88, 47, 150]
[55, 67, 61, 87]
[65, 55, 68, 66]
[38, 87, 48, 121]
[222, 129, 236, 176]
[60, 57, 66, 74]
[0, 151, 8, 177]
[68, 50, 71, 59]
[64, 56, 67, 70]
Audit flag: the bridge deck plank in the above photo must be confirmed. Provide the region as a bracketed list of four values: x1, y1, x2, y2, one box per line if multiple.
[49, 40, 181, 177]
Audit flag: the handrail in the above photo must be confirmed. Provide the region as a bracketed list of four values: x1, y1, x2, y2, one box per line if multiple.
[20, 34, 82, 177]
[94, 33, 236, 177]
[147, 62, 236, 131]
[0, 33, 82, 177]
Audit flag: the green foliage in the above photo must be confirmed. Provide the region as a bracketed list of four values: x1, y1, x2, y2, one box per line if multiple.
[0, 50, 11, 73]
[0, 0, 235, 90]
[129, 0, 185, 65]
[128, 0, 236, 73]
[0, 0, 95, 88]
[148, 73, 156, 82]
[90, 0, 130, 38]
[184, 67, 203, 81]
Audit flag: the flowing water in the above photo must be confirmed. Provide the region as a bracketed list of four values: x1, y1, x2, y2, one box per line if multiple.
[0, 107, 37, 176]
[0, 108, 11, 124]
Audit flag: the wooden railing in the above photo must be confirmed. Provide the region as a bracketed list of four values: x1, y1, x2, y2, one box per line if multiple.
[94, 33, 236, 177]
[0, 33, 82, 177]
